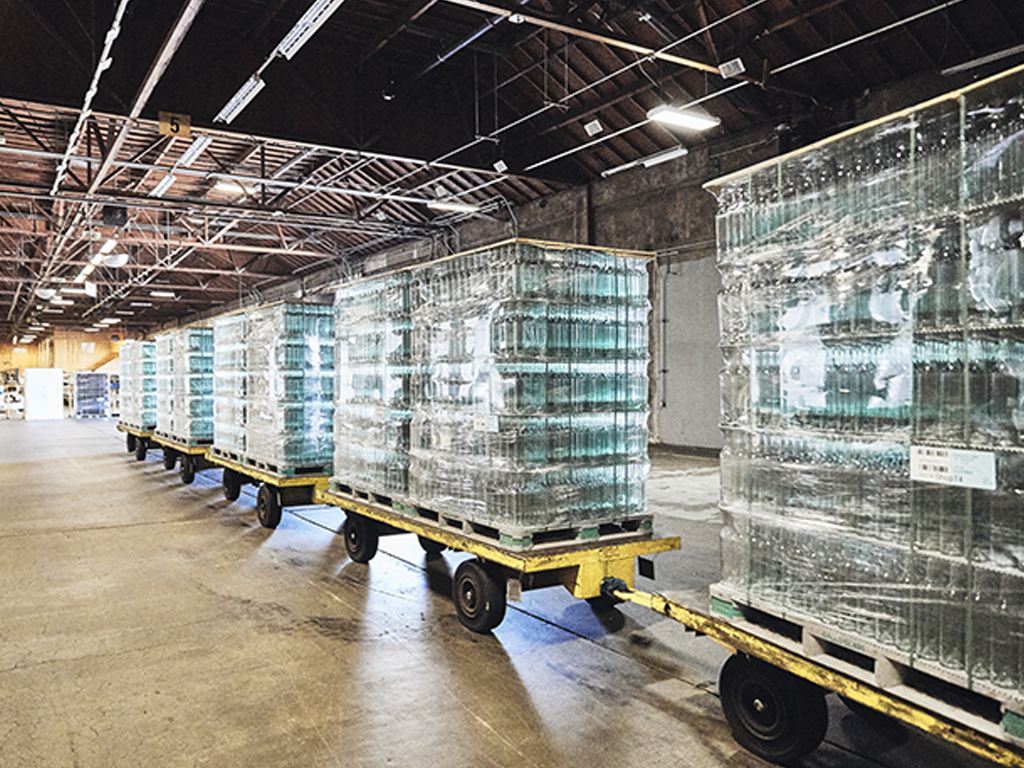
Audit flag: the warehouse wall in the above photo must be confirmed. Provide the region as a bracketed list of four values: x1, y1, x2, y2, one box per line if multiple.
[1, 332, 121, 375]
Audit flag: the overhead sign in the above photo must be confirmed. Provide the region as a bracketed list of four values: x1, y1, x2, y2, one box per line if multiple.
[158, 111, 191, 138]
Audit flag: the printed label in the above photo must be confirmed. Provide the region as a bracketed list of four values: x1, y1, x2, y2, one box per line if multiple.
[910, 445, 997, 490]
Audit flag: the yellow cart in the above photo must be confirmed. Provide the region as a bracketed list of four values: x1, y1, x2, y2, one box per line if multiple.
[208, 448, 330, 529]
[147, 432, 214, 485]
[116, 421, 157, 462]
[607, 580, 1024, 767]
[314, 484, 680, 633]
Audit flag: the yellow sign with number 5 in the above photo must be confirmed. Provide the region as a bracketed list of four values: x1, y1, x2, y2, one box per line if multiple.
[158, 111, 191, 138]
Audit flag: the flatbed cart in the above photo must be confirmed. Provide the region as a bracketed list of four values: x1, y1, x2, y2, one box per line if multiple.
[314, 485, 680, 633]
[147, 432, 213, 485]
[605, 580, 1024, 768]
[116, 422, 157, 462]
[207, 449, 330, 529]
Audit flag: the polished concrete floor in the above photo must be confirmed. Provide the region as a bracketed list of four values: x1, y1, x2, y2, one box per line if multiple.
[0, 418, 998, 768]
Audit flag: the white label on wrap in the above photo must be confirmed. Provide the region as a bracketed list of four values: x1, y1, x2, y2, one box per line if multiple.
[910, 446, 996, 490]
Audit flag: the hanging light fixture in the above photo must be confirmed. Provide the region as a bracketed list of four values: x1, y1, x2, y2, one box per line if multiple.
[647, 105, 720, 131]
[214, 75, 266, 124]
[276, 0, 348, 60]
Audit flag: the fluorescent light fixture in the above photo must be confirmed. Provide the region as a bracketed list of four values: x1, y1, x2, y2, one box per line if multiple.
[61, 286, 91, 295]
[99, 238, 117, 255]
[83, 327, 99, 333]
[150, 290, 176, 298]
[19, 336, 35, 343]
[584, 119, 603, 137]
[276, 0, 347, 60]
[640, 145, 689, 167]
[647, 105, 720, 131]
[74, 263, 96, 282]
[115, 310, 135, 315]
[214, 75, 266, 124]
[49, 297, 74, 306]
[151, 173, 176, 197]
[493, 159, 508, 173]
[100, 317, 120, 324]
[718, 57, 746, 78]
[129, 301, 153, 307]
[41, 308, 64, 314]
[178, 134, 212, 167]
[427, 199, 480, 214]
[85, 281, 97, 298]
[28, 326, 46, 332]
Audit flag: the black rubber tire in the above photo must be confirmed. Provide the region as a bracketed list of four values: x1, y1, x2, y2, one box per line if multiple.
[126, 433, 136, 453]
[719, 654, 829, 765]
[343, 513, 379, 563]
[256, 483, 282, 528]
[452, 559, 507, 634]
[162, 448, 177, 470]
[179, 454, 196, 485]
[222, 468, 242, 501]
[134, 437, 147, 461]
[418, 535, 446, 556]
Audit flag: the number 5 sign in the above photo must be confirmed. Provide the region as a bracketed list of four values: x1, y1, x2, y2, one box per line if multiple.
[159, 111, 191, 138]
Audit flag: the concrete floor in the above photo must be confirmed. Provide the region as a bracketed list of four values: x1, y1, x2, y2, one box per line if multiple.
[0, 418, 999, 768]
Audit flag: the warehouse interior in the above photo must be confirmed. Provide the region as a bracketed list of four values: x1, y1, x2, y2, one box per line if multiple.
[2, 1, 1024, 766]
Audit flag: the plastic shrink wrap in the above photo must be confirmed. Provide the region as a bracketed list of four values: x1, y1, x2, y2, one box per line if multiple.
[332, 239, 651, 544]
[213, 304, 333, 471]
[116, 341, 153, 426]
[155, 328, 213, 442]
[708, 65, 1024, 700]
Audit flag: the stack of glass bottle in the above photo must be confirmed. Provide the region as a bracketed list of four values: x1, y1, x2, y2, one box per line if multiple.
[333, 240, 650, 539]
[710, 65, 1024, 699]
[73, 371, 112, 418]
[213, 303, 334, 470]
[155, 328, 213, 442]
[117, 341, 155, 427]
[333, 271, 413, 496]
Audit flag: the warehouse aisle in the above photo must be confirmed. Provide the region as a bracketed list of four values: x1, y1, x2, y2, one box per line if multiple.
[0, 419, 996, 768]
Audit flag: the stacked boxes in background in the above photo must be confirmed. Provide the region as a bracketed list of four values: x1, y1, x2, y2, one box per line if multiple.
[708, 66, 1024, 700]
[213, 303, 334, 471]
[333, 271, 413, 496]
[116, 342, 154, 425]
[332, 240, 651, 546]
[73, 371, 112, 419]
[155, 328, 214, 442]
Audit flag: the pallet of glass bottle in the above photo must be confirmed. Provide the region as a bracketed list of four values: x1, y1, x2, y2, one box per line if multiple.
[118, 419, 156, 434]
[208, 446, 331, 478]
[326, 476, 655, 551]
[709, 581, 1024, 749]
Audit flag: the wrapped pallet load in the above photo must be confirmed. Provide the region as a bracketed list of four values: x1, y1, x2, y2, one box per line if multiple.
[706, 64, 1024, 720]
[332, 239, 651, 549]
[116, 341, 154, 427]
[155, 328, 214, 444]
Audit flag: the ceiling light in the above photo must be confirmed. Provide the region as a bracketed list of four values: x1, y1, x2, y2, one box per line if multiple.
[61, 286, 91, 295]
[214, 178, 257, 197]
[28, 326, 46, 332]
[214, 75, 266, 124]
[640, 145, 689, 167]
[150, 291, 176, 298]
[178, 134, 212, 167]
[19, 336, 35, 343]
[508, 13, 526, 23]
[647, 105, 720, 131]
[41, 308, 64, 314]
[102, 252, 129, 268]
[584, 119, 603, 137]
[83, 327, 99, 333]
[49, 297, 74, 306]
[35, 287, 56, 300]
[493, 159, 508, 173]
[276, 0, 348, 60]
[100, 317, 120, 324]
[718, 57, 746, 78]
[74, 264, 96, 282]
[115, 310, 134, 315]
[427, 199, 480, 214]
[129, 301, 153, 307]
[99, 238, 117, 255]
[151, 173, 176, 197]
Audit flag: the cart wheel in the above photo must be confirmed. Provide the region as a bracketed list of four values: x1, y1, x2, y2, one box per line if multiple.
[179, 454, 196, 485]
[134, 437, 147, 461]
[126, 433, 136, 453]
[452, 559, 506, 633]
[343, 513, 378, 563]
[418, 535, 446, 557]
[719, 654, 828, 765]
[162, 448, 178, 470]
[222, 468, 242, 501]
[256, 484, 282, 529]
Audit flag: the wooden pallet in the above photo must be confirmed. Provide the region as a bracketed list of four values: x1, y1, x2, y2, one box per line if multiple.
[709, 583, 1024, 748]
[210, 446, 330, 478]
[327, 478, 653, 550]
[154, 430, 213, 449]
